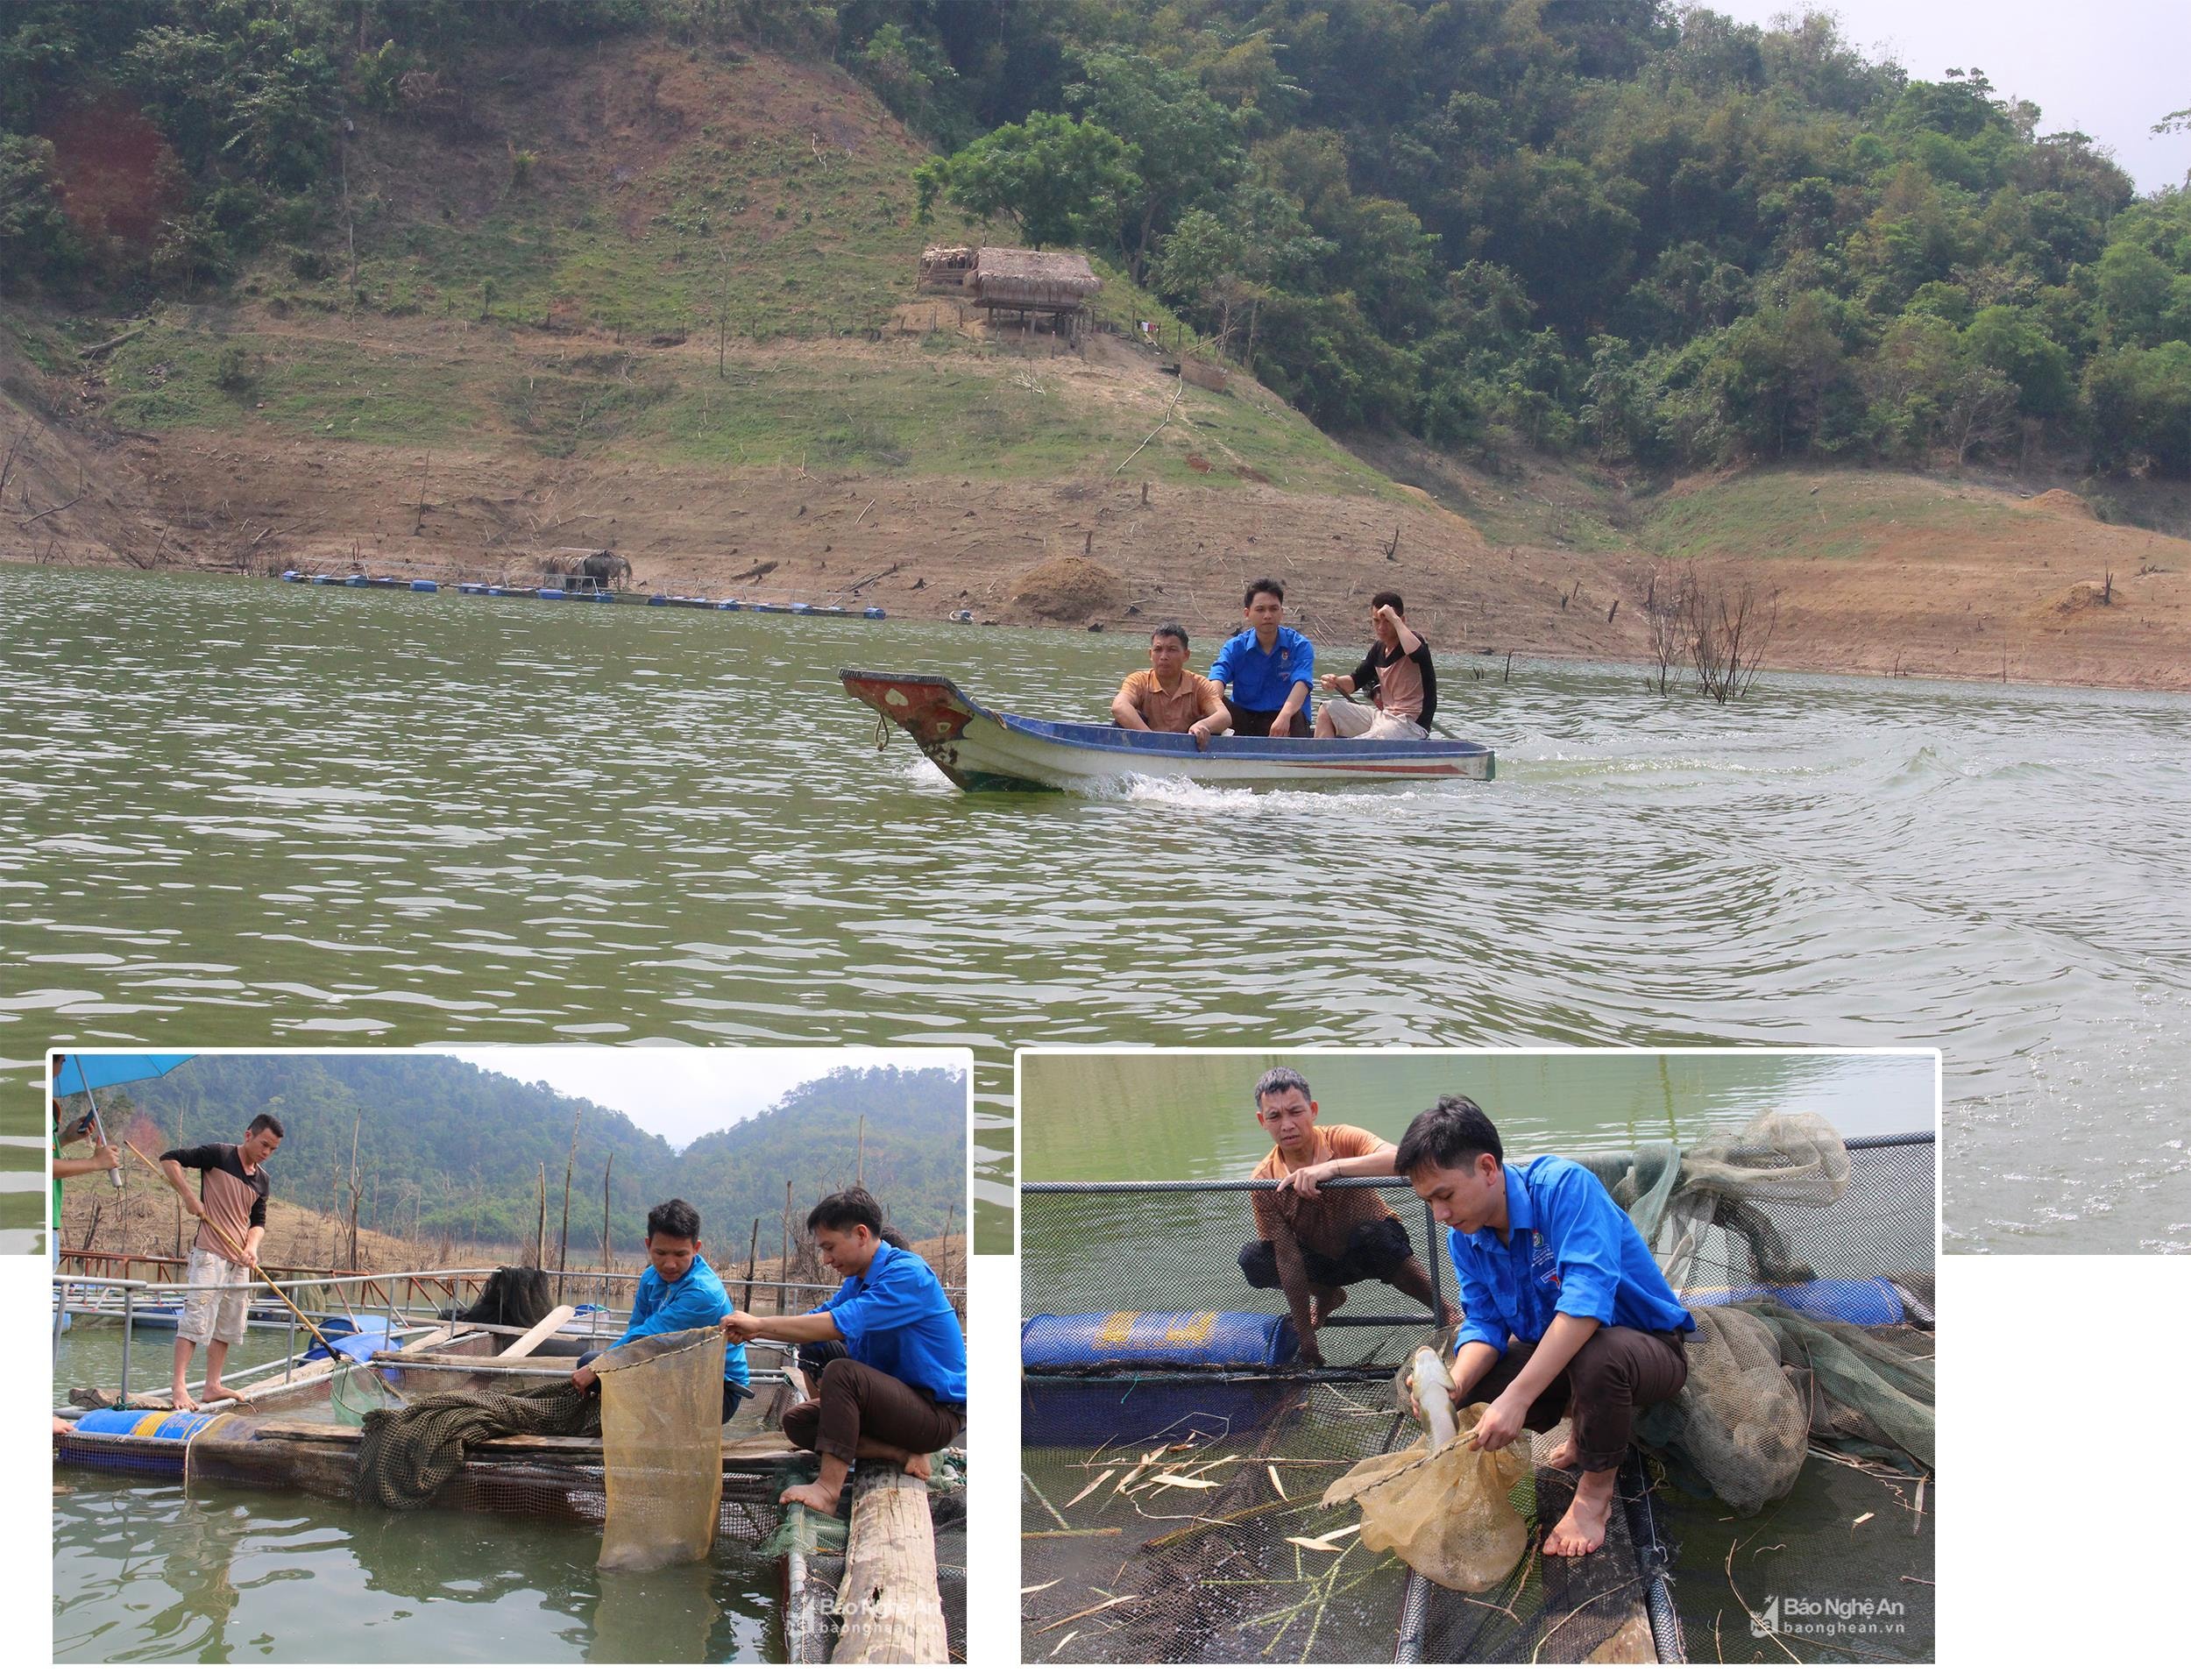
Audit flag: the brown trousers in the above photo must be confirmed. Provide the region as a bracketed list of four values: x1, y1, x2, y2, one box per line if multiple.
[782, 1357, 963, 1465]
[1471, 1326, 1688, 1473]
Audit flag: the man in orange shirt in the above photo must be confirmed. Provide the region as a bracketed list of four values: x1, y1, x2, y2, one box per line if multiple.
[1239, 1067, 1455, 1366]
[1112, 623, 1230, 744]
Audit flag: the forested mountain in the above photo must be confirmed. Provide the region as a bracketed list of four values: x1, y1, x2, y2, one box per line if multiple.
[3, 1, 2185, 477]
[67, 1054, 968, 1253]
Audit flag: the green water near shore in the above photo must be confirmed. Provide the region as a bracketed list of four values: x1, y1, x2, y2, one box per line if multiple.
[6, 565, 2187, 1252]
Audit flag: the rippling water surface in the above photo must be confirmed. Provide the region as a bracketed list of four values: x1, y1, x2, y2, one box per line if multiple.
[6, 567, 2187, 1251]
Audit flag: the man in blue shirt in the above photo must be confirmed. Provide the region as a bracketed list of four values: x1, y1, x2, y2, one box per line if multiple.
[722, 1187, 967, 1514]
[571, 1197, 752, 1422]
[1208, 578, 1315, 737]
[1396, 1096, 1692, 1560]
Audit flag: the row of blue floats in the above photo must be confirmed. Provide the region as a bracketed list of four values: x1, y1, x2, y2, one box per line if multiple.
[278, 571, 884, 617]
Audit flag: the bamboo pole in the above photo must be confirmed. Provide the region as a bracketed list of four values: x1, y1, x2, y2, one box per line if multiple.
[600, 1150, 613, 1278]
[780, 1180, 792, 1315]
[535, 1165, 547, 1268]
[557, 1113, 577, 1297]
[742, 1216, 761, 1312]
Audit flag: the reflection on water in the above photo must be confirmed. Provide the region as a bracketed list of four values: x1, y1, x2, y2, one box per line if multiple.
[52, 1325, 776, 1662]
[6, 567, 2188, 1251]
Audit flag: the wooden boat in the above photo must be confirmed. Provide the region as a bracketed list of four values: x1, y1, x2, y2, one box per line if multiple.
[841, 670, 1495, 791]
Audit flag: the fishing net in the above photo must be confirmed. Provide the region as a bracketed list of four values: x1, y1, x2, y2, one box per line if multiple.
[594, 1327, 726, 1571]
[1322, 1400, 1530, 1591]
[1581, 1114, 1938, 1514]
[354, 1379, 599, 1507]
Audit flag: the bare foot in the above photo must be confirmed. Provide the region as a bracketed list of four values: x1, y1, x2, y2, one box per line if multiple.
[170, 1387, 201, 1412]
[1309, 1287, 1347, 1328]
[778, 1480, 843, 1513]
[902, 1452, 933, 1481]
[1543, 1471, 1614, 1557]
[1544, 1435, 1580, 1471]
[201, 1384, 244, 1404]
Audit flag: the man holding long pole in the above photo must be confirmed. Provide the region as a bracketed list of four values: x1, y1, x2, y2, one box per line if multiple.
[158, 1114, 283, 1409]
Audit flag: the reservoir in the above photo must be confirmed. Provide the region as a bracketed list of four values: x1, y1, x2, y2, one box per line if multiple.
[6, 566, 2186, 1252]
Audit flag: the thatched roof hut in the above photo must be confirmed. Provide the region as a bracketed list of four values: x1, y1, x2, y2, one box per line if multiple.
[971, 248, 1102, 313]
[918, 245, 976, 290]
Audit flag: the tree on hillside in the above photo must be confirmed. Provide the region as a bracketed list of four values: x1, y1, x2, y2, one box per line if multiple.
[1065, 50, 1243, 280]
[914, 110, 1140, 251]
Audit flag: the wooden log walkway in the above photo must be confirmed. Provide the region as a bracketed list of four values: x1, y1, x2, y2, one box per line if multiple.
[831, 1468, 947, 1664]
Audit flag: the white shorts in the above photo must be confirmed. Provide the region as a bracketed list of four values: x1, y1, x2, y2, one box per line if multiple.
[178, 1246, 252, 1347]
[1323, 696, 1430, 741]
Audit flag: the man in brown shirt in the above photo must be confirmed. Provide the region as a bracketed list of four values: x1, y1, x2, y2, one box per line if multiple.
[1112, 623, 1230, 744]
[159, 1113, 282, 1407]
[1239, 1067, 1455, 1365]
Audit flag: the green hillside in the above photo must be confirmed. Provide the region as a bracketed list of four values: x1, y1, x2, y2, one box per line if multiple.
[60, 1054, 968, 1254]
[6, 2, 2185, 486]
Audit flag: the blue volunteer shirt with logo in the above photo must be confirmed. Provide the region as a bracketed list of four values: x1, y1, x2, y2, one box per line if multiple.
[613, 1252, 751, 1388]
[1448, 1156, 1694, 1355]
[811, 1240, 968, 1407]
[1208, 625, 1315, 713]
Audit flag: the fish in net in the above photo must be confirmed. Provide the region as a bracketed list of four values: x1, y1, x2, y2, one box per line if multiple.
[1322, 1399, 1531, 1591]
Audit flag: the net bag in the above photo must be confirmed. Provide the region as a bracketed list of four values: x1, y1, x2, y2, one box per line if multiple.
[1322, 1400, 1530, 1591]
[1637, 1303, 1809, 1515]
[593, 1326, 725, 1571]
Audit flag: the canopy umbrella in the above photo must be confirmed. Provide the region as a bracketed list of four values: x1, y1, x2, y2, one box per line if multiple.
[51, 1053, 195, 1192]
[51, 1054, 196, 1098]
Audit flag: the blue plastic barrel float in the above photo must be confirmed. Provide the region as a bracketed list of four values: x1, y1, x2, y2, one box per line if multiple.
[716, 599, 742, 611]
[1682, 1277, 1906, 1326]
[863, 607, 887, 619]
[409, 578, 437, 592]
[72, 1407, 221, 1440]
[539, 587, 565, 599]
[281, 570, 303, 582]
[1022, 1311, 1302, 1449]
[345, 575, 371, 587]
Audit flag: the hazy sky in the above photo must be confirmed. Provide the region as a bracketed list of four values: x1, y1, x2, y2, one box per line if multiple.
[445, 1048, 968, 1149]
[1702, 2, 2189, 194]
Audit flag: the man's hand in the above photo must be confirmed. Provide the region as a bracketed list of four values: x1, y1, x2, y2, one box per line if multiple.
[571, 1365, 598, 1393]
[89, 1143, 119, 1172]
[1318, 672, 1344, 692]
[1282, 1159, 1338, 1200]
[181, 1193, 207, 1222]
[1471, 1389, 1528, 1454]
[1187, 716, 1214, 749]
[1374, 604, 1400, 634]
[721, 1310, 762, 1345]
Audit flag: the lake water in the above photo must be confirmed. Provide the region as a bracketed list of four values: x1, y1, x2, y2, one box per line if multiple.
[50, 1322, 777, 1662]
[5, 565, 2187, 1252]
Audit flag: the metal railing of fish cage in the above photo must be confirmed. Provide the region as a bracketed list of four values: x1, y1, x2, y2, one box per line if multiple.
[1021, 1131, 1935, 1374]
[1020, 1176, 1449, 1375]
[53, 1261, 968, 1410]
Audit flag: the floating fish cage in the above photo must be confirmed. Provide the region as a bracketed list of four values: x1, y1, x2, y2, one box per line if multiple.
[56, 1316, 963, 1662]
[1021, 1131, 1935, 1665]
[280, 572, 884, 616]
